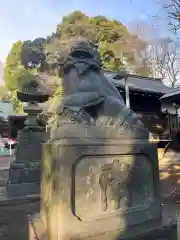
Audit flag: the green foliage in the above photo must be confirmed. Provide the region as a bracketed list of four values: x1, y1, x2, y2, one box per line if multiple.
[4, 65, 36, 91]
[4, 41, 22, 90]
[0, 85, 9, 100]
[4, 11, 151, 109]
[4, 40, 39, 112]
[4, 41, 36, 91]
[11, 91, 24, 113]
[5, 41, 22, 68]
[98, 41, 126, 71]
[21, 38, 46, 69]
[49, 11, 150, 76]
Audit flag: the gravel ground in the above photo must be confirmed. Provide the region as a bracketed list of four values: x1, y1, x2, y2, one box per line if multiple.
[0, 183, 177, 240]
[0, 200, 40, 240]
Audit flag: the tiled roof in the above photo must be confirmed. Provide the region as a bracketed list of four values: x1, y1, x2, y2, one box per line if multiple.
[105, 72, 172, 95]
[160, 87, 180, 100]
[35, 72, 172, 98]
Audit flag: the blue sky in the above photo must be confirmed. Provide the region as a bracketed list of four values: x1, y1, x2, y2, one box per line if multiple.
[0, 0, 169, 63]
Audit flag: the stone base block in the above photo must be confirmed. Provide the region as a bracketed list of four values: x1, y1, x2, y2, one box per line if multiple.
[28, 214, 47, 240]
[7, 182, 40, 198]
[28, 214, 177, 240]
[8, 161, 40, 184]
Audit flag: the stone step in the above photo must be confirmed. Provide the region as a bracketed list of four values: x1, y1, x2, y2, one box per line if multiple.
[7, 182, 40, 198]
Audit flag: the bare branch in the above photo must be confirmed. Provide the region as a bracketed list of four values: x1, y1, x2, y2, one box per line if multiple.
[147, 37, 180, 87]
[163, 0, 180, 31]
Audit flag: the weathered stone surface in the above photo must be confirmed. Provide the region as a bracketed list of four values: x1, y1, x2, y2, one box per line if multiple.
[39, 133, 161, 240]
[7, 182, 40, 198]
[7, 131, 48, 197]
[29, 215, 177, 240]
[7, 80, 50, 198]
[15, 131, 45, 163]
[7, 132, 45, 197]
[8, 162, 40, 184]
[7, 129, 48, 197]
[28, 39, 177, 240]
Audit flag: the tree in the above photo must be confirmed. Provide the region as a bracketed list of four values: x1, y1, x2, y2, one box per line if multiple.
[11, 91, 24, 113]
[4, 40, 41, 113]
[46, 11, 150, 76]
[163, 0, 180, 32]
[146, 38, 180, 87]
[4, 41, 36, 91]
[5, 10, 152, 110]
[4, 41, 22, 91]
[5, 11, 151, 82]
[128, 20, 180, 85]
[21, 38, 46, 69]
[0, 85, 9, 100]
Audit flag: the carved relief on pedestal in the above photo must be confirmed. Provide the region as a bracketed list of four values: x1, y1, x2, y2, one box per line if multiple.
[73, 155, 153, 221]
[99, 160, 131, 212]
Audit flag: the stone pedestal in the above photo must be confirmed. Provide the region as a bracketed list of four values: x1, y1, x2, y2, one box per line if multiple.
[7, 130, 48, 197]
[28, 125, 177, 240]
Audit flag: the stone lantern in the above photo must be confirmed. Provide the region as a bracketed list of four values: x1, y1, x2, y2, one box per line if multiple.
[7, 80, 50, 197]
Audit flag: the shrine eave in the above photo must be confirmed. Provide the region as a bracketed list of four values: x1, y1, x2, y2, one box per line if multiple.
[160, 87, 180, 105]
[104, 72, 171, 95]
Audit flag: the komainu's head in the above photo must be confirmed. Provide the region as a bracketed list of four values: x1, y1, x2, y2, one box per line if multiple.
[69, 39, 99, 59]
[58, 38, 101, 72]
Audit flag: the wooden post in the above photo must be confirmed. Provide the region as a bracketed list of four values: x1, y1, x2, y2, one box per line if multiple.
[8, 119, 11, 139]
[125, 75, 130, 108]
[173, 102, 179, 132]
[9, 143, 12, 156]
[175, 104, 179, 131]
[167, 112, 172, 139]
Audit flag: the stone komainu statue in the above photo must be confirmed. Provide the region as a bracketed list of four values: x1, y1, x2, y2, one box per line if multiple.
[51, 39, 148, 140]
[36, 40, 165, 240]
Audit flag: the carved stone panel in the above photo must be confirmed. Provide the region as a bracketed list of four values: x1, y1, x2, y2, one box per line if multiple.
[73, 155, 153, 221]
